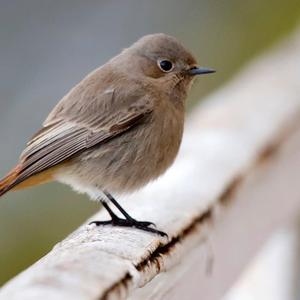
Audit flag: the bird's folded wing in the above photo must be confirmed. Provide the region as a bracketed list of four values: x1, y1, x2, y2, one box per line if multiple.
[12, 101, 152, 187]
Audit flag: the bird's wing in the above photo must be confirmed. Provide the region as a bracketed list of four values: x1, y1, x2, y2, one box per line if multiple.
[3, 87, 153, 191]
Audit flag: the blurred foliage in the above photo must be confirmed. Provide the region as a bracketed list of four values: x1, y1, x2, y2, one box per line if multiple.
[0, 0, 300, 286]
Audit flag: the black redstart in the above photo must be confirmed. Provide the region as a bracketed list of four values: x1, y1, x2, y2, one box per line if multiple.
[0, 33, 215, 236]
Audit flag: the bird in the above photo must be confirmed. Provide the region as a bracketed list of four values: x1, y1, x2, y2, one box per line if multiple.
[0, 33, 215, 236]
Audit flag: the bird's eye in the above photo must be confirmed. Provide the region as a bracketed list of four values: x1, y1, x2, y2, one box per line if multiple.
[158, 60, 174, 72]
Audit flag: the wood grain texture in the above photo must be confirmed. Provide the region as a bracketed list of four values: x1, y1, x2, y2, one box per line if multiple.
[1, 28, 300, 300]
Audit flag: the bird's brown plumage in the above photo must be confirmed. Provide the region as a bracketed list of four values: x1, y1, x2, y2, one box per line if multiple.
[0, 90, 153, 196]
[0, 33, 211, 199]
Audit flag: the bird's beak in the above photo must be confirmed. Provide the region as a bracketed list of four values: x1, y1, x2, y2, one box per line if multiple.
[188, 66, 216, 76]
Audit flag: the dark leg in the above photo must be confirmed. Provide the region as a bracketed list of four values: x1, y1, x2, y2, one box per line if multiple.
[89, 192, 167, 237]
[104, 191, 154, 226]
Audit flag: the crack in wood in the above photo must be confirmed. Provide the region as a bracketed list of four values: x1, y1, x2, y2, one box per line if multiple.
[99, 210, 213, 300]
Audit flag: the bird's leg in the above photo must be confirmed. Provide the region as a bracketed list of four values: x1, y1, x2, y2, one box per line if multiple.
[104, 191, 154, 226]
[89, 191, 167, 237]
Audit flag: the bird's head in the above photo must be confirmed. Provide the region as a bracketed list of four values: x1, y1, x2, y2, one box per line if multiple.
[119, 33, 215, 93]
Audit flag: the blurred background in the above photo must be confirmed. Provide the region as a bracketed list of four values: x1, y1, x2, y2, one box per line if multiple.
[0, 0, 300, 295]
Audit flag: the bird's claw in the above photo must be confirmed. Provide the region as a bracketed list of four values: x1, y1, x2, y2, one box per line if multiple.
[89, 217, 167, 237]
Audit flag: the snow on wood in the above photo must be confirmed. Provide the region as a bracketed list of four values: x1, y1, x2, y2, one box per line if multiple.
[1, 29, 300, 300]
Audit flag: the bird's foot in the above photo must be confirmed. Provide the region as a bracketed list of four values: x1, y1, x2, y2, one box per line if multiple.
[89, 217, 167, 237]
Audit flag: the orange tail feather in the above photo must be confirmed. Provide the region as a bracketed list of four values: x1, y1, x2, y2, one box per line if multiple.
[0, 165, 55, 197]
[0, 165, 22, 197]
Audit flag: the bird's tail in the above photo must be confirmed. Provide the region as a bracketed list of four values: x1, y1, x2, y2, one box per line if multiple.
[0, 164, 56, 198]
[0, 165, 21, 197]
